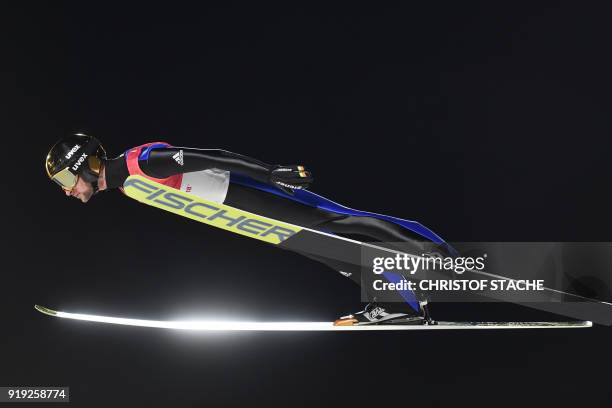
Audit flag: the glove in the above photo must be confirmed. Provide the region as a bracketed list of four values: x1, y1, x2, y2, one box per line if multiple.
[270, 165, 313, 194]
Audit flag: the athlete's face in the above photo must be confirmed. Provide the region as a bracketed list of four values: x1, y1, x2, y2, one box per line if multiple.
[64, 176, 94, 203]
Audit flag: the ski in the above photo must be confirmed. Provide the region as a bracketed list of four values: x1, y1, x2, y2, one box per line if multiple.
[34, 305, 591, 331]
[121, 175, 612, 325]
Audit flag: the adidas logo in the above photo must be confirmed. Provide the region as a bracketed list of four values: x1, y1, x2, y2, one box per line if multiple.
[339, 271, 352, 277]
[173, 150, 184, 166]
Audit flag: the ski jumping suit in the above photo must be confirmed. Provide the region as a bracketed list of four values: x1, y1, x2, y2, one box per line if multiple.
[104, 142, 450, 312]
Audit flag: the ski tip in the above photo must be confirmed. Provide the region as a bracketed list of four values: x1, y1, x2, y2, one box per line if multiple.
[34, 305, 58, 317]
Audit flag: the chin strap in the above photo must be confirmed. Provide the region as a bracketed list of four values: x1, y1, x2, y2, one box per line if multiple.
[79, 166, 102, 194]
[87, 156, 105, 194]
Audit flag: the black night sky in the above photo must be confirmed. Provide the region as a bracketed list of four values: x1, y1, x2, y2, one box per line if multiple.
[3, 3, 612, 407]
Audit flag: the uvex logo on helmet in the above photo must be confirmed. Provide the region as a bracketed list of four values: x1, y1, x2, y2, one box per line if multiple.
[65, 144, 81, 159]
[71, 153, 88, 172]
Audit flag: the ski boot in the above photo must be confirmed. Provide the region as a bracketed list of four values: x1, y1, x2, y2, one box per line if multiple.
[333, 302, 426, 326]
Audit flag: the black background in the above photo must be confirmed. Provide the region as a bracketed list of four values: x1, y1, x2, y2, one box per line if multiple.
[3, 3, 612, 407]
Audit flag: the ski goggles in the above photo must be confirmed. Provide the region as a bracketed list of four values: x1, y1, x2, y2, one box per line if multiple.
[50, 167, 79, 191]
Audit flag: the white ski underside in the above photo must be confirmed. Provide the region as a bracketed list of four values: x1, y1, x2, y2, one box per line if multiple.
[35, 305, 591, 331]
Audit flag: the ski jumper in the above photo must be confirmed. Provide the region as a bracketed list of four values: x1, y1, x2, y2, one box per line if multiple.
[110, 142, 451, 312]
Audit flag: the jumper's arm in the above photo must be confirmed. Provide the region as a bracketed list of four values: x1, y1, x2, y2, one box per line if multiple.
[141, 147, 313, 192]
